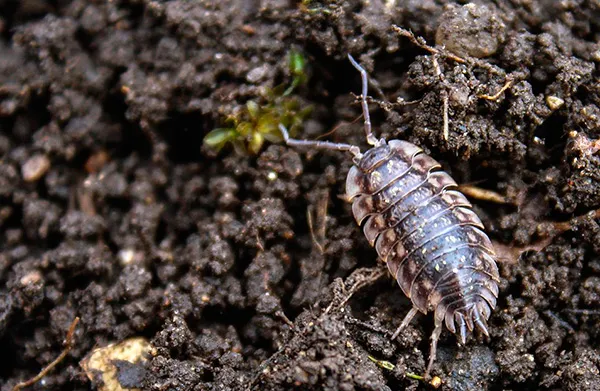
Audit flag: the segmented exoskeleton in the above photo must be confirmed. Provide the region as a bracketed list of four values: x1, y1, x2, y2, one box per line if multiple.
[278, 55, 500, 377]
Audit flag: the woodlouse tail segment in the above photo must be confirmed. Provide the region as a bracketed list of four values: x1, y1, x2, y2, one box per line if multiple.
[454, 312, 469, 345]
[278, 124, 362, 157]
[442, 298, 494, 345]
[471, 302, 490, 337]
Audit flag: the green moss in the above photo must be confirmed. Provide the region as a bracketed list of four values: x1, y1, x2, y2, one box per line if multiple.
[203, 95, 312, 155]
[204, 50, 312, 155]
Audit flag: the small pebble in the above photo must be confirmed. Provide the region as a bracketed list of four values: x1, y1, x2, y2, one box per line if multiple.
[20, 270, 43, 286]
[22, 154, 51, 182]
[546, 96, 564, 110]
[118, 248, 144, 265]
[246, 64, 270, 83]
[430, 376, 442, 388]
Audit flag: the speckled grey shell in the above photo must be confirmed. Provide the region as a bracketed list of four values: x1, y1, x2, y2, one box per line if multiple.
[346, 140, 500, 335]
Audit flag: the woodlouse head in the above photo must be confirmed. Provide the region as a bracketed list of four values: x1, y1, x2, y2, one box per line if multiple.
[356, 142, 390, 170]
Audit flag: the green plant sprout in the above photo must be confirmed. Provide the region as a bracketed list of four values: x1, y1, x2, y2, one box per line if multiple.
[204, 95, 311, 155]
[284, 49, 308, 96]
[204, 50, 311, 155]
[367, 355, 396, 371]
[367, 355, 442, 388]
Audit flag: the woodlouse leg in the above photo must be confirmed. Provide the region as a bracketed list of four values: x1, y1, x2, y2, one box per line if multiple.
[347, 54, 378, 146]
[391, 306, 419, 340]
[278, 124, 362, 157]
[425, 319, 443, 379]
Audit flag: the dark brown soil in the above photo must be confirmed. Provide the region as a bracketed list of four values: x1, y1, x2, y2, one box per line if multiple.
[1, 1, 600, 390]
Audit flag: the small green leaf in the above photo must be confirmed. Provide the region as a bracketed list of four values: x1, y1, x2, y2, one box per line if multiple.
[263, 130, 284, 143]
[367, 355, 395, 371]
[203, 128, 236, 151]
[248, 132, 264, 155]
[257, 113, 277, 135]
[270, 84, 286, 98]
[284, 49, 308, 96]
[237, 121, 253, 137]
[289, 49, 306, 77]
[232, 139, 248, 156]
[281, 98, 299, 111]
[246, 100, 260, 120]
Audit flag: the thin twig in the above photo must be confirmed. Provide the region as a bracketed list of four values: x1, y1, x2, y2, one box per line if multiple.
[324, 267, 387, 315]
[13, 317, 80, 391]
[249, 267, 387, 390]
[458, 185, 512, 205]
[392, 25, 466, 64]
[543, 310, 574, 332]
[478, 79, 513, 101]
[344, 317, 393, 337]
[307, 190, 329, 254]
[551, 208, 600, 233]
[369, 96, 422, 112]
[442, 91, 449, 141]
[392, 24, 506, 76]
[248, 343, 287, 390]
[431, 56, 450, 142]
[275, 310, 295, 329]
[495, 207, 600, 263]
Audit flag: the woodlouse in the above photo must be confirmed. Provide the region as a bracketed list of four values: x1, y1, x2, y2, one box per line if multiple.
[278, 55, 500, 376]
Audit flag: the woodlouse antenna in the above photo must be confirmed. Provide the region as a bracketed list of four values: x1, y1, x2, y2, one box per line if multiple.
[278, 124, 362, 157]
[347, 54, 378, 146]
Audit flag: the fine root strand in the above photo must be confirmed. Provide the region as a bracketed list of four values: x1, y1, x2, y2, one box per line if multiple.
[478, 79, 513, 101]
[458, 185, 512, 205]
[12, 317, 80, 391]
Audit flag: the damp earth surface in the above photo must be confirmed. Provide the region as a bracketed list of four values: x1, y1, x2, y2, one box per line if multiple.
[1, 1, 600, 390]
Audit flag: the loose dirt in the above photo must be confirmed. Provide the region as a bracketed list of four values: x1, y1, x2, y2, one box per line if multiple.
[1, 1, 600, 390]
